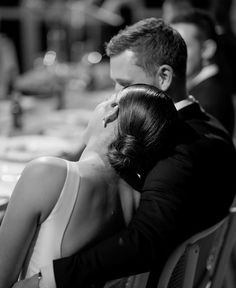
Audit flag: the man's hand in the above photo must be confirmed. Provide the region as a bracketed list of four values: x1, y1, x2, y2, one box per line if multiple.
[12, 274, 39, 288]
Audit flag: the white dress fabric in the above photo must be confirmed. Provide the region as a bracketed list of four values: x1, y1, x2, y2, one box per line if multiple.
[20, 160, 80, 278]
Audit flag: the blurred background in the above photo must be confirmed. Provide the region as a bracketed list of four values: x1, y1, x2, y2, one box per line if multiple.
[0, 1, 236, 286]
[0, 0, 163, 74]
[0, 0, 236, 205]
[0, 1, 236, 70]
[0, 0, 236, 99]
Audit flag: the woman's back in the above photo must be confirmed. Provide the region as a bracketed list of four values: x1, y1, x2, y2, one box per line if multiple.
[0, 84, 179, 288]
[21, 155, 139, 279]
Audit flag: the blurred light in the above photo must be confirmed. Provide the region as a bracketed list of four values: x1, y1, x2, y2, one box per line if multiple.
[1, 174, 20, 182]
[87, 51, 102, 64]
[43, 51, 57, 66]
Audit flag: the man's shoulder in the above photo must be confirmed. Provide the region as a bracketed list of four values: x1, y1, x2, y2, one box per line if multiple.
[143, 113, 236, 187]
[179, 102, 231, 140]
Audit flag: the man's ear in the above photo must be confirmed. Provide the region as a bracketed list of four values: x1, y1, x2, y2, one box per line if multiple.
[202, 39, 217, 61]
[155, 65, 173, 91]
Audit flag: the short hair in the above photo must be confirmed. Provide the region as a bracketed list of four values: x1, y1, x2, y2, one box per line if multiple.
[170, 9, 218, 42]
[105, 17, 187, 81]
[107, 84, 178, 188]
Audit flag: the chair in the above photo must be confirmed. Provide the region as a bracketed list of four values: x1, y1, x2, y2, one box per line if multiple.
[104, 198, 236, 288]
[105, 218, 227, 288]
[156, 197, 236, 288]
[210, 199, 236, 288]
[156, 219, 227, 288]
[104, 272, 149, 288]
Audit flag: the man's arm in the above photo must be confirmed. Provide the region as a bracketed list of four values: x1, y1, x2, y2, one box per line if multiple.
[13, 146, 191, 288]
[53, 156, 188, 288]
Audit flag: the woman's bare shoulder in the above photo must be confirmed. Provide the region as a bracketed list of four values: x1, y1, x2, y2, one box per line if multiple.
[22, 156, 68, 184]
[25, 156, 66, 172]
[14, 156, 68, 222]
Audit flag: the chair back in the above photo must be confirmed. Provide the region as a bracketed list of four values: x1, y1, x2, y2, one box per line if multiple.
[157, 196, 236, 288]
[104, 219, 227, 288]
[157, 219, 228, 288]
[104, 198, 236, 288]
[210, 199, 236, 288]
[104, 271, 149, 288]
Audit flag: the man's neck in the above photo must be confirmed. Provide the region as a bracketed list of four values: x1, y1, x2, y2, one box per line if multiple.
[168, 81, 188, 104]
[168, 79, 196, 111]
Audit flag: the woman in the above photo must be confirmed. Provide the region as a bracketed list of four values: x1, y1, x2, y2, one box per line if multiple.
[0, 84, 178, 288]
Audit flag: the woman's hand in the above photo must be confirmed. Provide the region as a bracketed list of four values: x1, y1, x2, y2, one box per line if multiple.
[12, 274, 39, 288]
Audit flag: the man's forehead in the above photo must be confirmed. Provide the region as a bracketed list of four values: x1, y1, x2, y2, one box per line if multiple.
[110, 51, 138, 75]
[110, 50, 136, 63]
[110, 50, 155, 86]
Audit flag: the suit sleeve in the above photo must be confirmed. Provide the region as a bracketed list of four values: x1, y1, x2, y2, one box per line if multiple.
[53, 155, 190, 288]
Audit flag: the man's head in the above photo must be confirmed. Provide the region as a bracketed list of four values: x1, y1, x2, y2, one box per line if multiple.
[170, 9, 218, 81]
[105, 17, 187, 102]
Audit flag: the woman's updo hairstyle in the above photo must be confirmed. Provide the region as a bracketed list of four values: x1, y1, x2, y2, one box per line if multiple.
[107, 84, 178, 186]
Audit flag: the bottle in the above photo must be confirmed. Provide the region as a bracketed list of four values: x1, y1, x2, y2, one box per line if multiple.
[11, 91, 23, 130]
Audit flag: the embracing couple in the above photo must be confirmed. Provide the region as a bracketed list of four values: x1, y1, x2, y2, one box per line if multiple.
[0, 17, 236, 288]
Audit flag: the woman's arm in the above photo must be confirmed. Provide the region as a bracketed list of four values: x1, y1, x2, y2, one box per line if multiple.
[0, 157, 67, 288]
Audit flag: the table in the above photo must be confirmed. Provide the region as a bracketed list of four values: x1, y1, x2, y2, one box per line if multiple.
[0, 88, 112, 206]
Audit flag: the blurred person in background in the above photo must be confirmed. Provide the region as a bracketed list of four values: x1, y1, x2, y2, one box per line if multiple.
[170, 9, 235, 136]
[162, 0, 236, 89]
[14, 17, 236, 288]
[0, 84, 180, 288]
[162, 0, 236, 102]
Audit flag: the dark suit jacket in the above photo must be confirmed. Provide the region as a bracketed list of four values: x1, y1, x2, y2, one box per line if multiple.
[189, 73, 235, 136]
[53, 102, 236, 288]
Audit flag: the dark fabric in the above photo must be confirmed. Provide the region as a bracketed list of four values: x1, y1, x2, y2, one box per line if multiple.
[189, 74, 235, 136]
[53, 102, 236, 288]
[217, 31, 236, 96]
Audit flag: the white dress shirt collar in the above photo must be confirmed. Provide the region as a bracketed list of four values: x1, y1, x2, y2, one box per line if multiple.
[175, 95, 197, 111]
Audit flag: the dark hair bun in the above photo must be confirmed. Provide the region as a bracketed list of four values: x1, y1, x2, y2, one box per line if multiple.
[108, 134, 143, 177]
[107, 84, 178, 187]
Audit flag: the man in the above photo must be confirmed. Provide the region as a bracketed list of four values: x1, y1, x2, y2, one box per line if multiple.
[15, 18, 236, 288]
[170, 9, 235, 136]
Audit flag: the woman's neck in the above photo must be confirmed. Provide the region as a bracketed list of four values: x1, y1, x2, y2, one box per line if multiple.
[79, 135, 111, 167]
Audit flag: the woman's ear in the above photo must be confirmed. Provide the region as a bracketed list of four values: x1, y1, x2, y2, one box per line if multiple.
[155, 65, 173, 91]
[202, 39, 217, 62]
